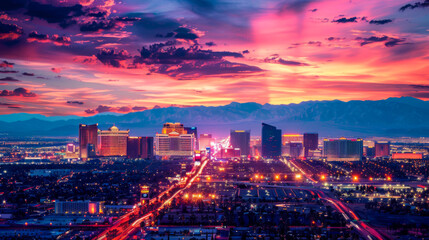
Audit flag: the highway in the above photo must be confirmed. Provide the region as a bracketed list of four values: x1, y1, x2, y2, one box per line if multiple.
[281, 158, 385, 240]
[93, 158, 209, 240]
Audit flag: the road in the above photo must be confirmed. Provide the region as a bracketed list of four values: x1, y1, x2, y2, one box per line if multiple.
[280, 158, 385, 240]
[93, 158, 209, 240]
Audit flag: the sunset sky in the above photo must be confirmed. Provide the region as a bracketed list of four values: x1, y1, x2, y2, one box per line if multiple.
[0, 0, 428, 116]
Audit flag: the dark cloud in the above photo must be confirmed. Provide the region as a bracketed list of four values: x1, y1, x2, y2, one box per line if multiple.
[327, 37, 344, 41]
[369, 19, 393, 25]
[117, 106, 131, 112]
[80, 20, 116, 32]
[356, 35, 405, 47]
[410, 84, 429, 89]
[96, 49, 130, 68]
[51, 35, 71, 45]
[84, 104, 146, 114]
[134, 43, 243, 65]
[154, 60, 263, 78]
[28, 31, 72, 46]
[0, 21, 24, 41]
[399, 0, 429, 11]
[242, 50, 250, 54]
[205, 41, 216, 46]
[67, 100, 84, 105]
[278, 0, 318, 13]
[25, 1, 84, 28]
[132, 106, 147, 111]
[0, 70, 18, 73]
[309, 8, 318, 12]
[51, 68, 61, 73]
[264, 54, 310, 66]
[308, 41, 322, 47]
[130, 13, 181, 40]
[0, 102, 21, 108]
[22, 72, 34, 76]
[0, 0, 28, 11]
[132, 42, 261, 78]
[84, 109, 96, 114]
[332, 17, 358, 23]
[0, 87, 36, 97]
[0, 60, 14, 68]
[0, 77, 19, 82]
[174, 27, 199, 40]
[28, 31, 49, 41]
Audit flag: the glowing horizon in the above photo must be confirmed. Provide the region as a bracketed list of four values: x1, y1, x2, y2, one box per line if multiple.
[0, 0, 428, 116]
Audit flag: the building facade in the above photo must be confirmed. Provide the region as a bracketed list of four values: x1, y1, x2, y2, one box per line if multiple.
[282, 134, 303, 145]
[98, 125, 129, 157]
[230, 130, 250, 157]
[375, 141, 390, 157]
[323, 138, 363, 161]
[55, 200, 103, 214]
[156, 124, 195, 157]
[303, 133, 318, 158]
[199, 134, 213, 151]
[79, 124, 98, 159]
[162, 123, 186, 134]
[261, 123, 282, 158]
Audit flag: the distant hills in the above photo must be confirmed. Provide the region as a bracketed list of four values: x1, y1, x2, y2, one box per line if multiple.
[1, 97, 429, 138]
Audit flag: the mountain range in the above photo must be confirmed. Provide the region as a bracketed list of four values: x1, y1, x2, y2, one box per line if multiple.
[1, 97, 429, 138]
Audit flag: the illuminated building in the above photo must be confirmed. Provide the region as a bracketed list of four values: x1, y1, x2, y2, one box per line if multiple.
[127, 136, 154, 159]
[55, 200, 103, 214]
[156, 123, 194, 157]
[282, 134, 303, 145]
[98, 125, 129, 157]
[79, 124, 98, 159]
[364, 146, 375, 158]
[66, 143, 75, 153]
[184, 126, 198, 149]
[283, 142, 303, 158]
[392, 152, 423, 160]
[218, 147, 241, 158]
[323, 138, 363, 161]
[250, 137, 262, 157]
[230, 130, 250, 157]
[375, 141, 390, 157]
[261, 123, 282, 158]
[199, 134, 213, 151]
[303, 133, 318, 158]
[162, 122, 186, 134]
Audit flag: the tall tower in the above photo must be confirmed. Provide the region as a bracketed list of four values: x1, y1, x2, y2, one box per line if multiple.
[303, 133, 318, 158]
[261, 123, 282, 158]
[230, 130, 250, 157]
[79, 124, 98, 159]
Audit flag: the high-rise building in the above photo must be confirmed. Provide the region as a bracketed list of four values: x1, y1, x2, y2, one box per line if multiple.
[364, 146, 375, 158]
[199, 134, 213, 151]
[156, 123, 194, 157]
[375, 141, 390, 157]
[282, 134, 303, 145]
[323, 138, 363, 161]
[98, 125, 129, 157]
[162, 123, 186, 134]
[261, 123, 282, 158]
[141, 137, 154, 159]
[230, 130, 250, 157]
[284, 142, 303, 158]
[55, 200, 103, 214]
[184, 126, 198, 149]
[127, 137, 141, 159]
[66, 143, 75, 153]
[303, 133, 318, 157]
[79, 124, 98, 159]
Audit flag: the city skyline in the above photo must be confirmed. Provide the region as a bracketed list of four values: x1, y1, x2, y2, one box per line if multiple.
[0, 0, 428, 116]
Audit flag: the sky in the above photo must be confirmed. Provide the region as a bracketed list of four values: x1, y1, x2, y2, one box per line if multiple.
[0, 0, 428, 116]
